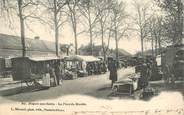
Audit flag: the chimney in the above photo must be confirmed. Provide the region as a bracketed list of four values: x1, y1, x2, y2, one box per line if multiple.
[34, 36, 40, 40]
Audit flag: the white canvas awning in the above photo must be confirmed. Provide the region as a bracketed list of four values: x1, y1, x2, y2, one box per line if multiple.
[29, 56, 60, 61]
[65, 55, 100, 62]
[77, 55, 100, 62]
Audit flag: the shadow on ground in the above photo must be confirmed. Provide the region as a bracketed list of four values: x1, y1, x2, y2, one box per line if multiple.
[1, 80, 184, 104]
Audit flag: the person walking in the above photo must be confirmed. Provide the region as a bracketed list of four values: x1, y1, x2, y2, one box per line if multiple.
[108, 58, 117, 87]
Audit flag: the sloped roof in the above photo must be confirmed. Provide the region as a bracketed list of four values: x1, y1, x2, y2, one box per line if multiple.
[118, 49, 132, 57]
[0, 33, 56, 52]
[0, 33, 60, 58]
[135, 48, 165, 56]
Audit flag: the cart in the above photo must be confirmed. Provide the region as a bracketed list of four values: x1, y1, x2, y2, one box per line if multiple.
[112, 73, 140, 96]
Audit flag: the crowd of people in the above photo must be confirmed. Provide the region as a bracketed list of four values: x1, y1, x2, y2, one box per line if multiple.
[39, 56, 159, 89]
[86, 62, 107, 75]
[41, 60, 109, 87]
[41, 57, 124, 88]
[134, 57, 160, 89]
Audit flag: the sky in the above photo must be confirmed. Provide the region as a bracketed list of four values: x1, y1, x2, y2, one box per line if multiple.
[0, 0, 155, 55]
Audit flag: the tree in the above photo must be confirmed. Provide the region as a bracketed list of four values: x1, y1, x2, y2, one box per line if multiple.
[1, 0, 39, 57]
[78, 0, 99, 55]
[66, 0, 81, 55]
[95, 0, 112, 62]
[38, 0, 67, 56]
[111, 1, 129, 65]
[132, 0, 153, 56]
[149, 16, 164, 57]
[156, 0, 183, 45]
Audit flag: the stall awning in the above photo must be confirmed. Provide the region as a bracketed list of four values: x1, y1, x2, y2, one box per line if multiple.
[77, 55, 100, 62]
[65, 55, 100, 62]
[29, 56, 60, 61]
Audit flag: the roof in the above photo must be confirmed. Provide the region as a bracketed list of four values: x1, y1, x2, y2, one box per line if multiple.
[0, 33, 56, 52]
[79, 44, 132, 57]
[65, 55, 100, 62]
[135, 48, 165, 56]
[11, 56, 62, 62]
[0, 33, 59, 58]
[118, 49, 132, 57]
[79, 45, 113, 56]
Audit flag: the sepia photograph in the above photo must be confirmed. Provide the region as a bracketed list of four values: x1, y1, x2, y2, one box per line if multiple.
[0, 0, 183, 115]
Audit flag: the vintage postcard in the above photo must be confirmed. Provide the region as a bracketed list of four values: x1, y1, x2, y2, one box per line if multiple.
[0, 0, 184, 115]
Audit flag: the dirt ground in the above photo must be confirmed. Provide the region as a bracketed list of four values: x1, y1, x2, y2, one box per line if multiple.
[0, 67, 184, 103]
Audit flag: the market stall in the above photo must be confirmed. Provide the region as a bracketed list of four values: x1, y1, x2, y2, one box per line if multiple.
[64, 55, 102, 77]
[11, 56, 63, 87]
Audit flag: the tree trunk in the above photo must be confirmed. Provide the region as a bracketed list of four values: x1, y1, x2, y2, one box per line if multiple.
[54, 0, 59, 56]
[155, 37, 158, 57]
[100, 19, 106, 62]
[89, 16, 93, 55]
[102, 29, 106, 62]
[151, 36, 154, 57]
[87, 7, 93, 55]
[68, 2, 78, 55]
[73, 11, 78, 55]
[74, 28, 78, 55]
[18, 0, 26, 57]
[141, 37, 144, 57]
[114, 16, 119, 67]
[55, 25, 59, 56]
[115, 30, 119, 67]
[70, 12, 78, 55]
[140, 29, 144, 57]
[158, 37, 162, 55]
